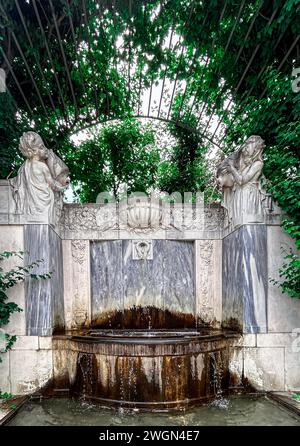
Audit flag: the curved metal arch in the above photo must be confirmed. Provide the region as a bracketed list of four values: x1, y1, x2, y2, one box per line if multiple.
[70, 114, 222, 149]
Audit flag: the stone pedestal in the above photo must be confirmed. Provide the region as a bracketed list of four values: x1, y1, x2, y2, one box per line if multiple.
[223, 223, 300, 391]
[222, 224, 268, 333]
[24, 225, 64, 335]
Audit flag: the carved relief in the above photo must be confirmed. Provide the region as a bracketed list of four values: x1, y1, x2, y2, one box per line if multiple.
[60, 202, 225, 238]
[119, 200, 163, 234]
[71, 240, 86, 264]
[95, 206, 117, 230]
[132, 240, 153, 260]
[204, 207, 225, 231]
[171, 206, 183, 230]
[62, 205, 117, 233]
[64, 207, 97, 231]
[70, 240, 90, 328]
[73, 307, 88, 327]
[196, 241, 215, 323]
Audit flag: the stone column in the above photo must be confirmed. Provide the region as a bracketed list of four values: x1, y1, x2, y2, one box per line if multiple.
[222, 224, 268, 333]
[195, 239, 222, 326]
[63, 239, 91, 330]
[25, 224, 64, 335]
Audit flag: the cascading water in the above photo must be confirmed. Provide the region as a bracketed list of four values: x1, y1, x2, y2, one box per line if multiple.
[53, 328, 239, 410]
[209, 351, 223, 398]
[73, 352, 98, 400]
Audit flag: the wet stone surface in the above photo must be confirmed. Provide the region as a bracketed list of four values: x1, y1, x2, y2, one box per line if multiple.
[52, 329, 237, 409]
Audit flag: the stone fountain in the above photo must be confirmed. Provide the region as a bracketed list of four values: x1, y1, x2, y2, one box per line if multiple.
[0, 132, 299, 408]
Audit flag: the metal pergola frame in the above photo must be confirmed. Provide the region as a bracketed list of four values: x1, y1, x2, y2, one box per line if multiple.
[0, 0, 299, 150]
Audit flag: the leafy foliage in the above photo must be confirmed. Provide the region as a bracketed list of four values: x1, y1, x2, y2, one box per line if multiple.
[0, 391, 12, 399]
[67, 119, 160, 202]
[292, 393, 300, 401]
[157, 115, 212, 198]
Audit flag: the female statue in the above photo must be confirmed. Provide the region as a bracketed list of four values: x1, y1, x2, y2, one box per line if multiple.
[10, 132, 69, 223]
[217, 135, 265, 227]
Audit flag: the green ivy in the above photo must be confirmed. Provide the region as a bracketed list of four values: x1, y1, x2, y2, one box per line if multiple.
[67, 118, 160, 202]
[0, 391, 12, 399]
[292, 393, 300, 402]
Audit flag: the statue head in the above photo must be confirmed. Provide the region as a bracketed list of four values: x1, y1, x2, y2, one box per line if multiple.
[19, 132, 48, 160]
[240, 135, 265, 166]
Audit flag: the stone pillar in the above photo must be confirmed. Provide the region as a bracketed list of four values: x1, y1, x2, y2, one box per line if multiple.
[0, 225, 55, 394]
[195, 239, 222, 326]
[62, 239, 91, 330]
[25, 224, 64, 335]
[225, 223, 300, 391]
[222, 224, 268, 333]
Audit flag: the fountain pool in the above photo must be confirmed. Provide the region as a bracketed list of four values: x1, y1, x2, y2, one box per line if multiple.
[7, 394, 300, 426]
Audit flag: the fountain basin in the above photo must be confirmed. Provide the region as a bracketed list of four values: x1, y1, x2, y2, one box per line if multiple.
[52, 329, 239, 410]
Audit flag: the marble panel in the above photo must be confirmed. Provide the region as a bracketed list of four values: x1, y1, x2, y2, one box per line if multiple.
[91, 240, 195, 328]
[24, 225, 64, 335]
[49, 227, 64, 331]
[91, 240, 123, 324]
[123, 240, 164, 311]
[162, 240, 194, 315]
[222, 225, 267, 333]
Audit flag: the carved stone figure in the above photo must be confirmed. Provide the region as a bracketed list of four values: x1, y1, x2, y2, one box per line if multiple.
[10, 131, 69, 224]
[132, 240, 153, 260]
[217, 135, 266, 227]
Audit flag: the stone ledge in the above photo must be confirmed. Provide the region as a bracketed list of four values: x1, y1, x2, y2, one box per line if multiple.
[257, 333, 294, 347]
[38, 337, 52, 350]
[268, 392, 300, 417]
[0, 396, 28, 426]
[11, 336, 39, 350]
